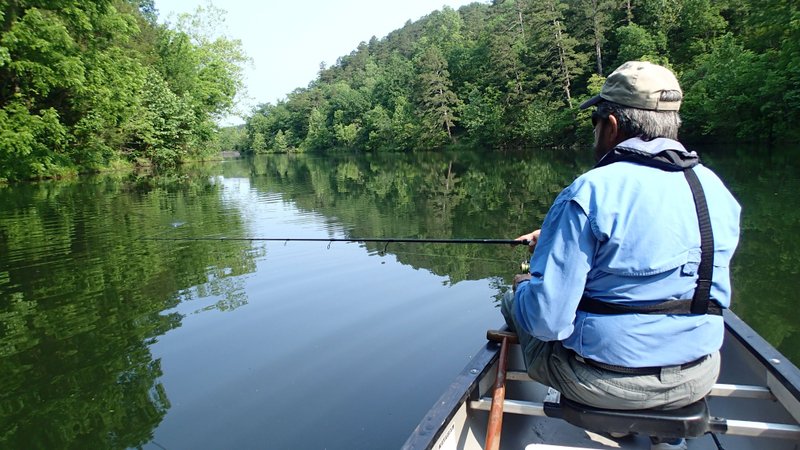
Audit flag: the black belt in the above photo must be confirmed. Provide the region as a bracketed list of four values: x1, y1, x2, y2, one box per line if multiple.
[575, 354, 710, 376]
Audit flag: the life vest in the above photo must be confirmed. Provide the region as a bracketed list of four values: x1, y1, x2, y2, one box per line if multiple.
[577, 146, 722, 316]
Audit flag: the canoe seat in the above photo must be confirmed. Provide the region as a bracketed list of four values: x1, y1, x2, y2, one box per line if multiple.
[545, 393, 710, 439]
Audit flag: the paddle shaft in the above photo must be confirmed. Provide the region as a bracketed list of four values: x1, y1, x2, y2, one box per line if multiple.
[485, 335, 510, 450]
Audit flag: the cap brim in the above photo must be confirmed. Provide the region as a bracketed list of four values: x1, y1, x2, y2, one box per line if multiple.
[579, 95, 603, 110]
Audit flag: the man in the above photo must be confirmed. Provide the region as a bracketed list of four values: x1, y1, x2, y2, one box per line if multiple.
[503, 61, 741, 450]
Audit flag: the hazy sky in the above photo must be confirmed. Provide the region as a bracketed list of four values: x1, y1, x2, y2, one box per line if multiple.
[155, 0, 483, 124]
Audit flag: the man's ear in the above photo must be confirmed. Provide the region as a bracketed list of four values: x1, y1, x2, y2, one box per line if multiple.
[600, 113, 625, 149]
[605, 114, 620, 142]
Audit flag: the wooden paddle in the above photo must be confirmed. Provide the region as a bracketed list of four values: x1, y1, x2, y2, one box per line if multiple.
[485, 330, 518, 450]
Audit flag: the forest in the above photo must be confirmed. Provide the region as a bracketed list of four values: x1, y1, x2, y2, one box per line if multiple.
[0, 0, 247, 182]
[242, 0, 799, 154]
[1, 0, 798, 182]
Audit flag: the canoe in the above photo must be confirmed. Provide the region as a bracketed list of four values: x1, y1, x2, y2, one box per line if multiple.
[403, 310, 800, 449]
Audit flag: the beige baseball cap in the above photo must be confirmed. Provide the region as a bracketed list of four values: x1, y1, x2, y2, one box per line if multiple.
[580, 61, 682, 111]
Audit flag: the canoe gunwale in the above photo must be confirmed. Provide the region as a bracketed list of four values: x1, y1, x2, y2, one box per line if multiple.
[723, 310, 800, 403]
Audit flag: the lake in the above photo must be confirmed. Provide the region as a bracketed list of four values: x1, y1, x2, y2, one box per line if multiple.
[1, 146, 798, 449]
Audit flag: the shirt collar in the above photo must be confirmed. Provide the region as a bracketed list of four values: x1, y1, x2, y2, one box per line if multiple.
[614, 137, 695, 157]
[595, 137, 700, 171]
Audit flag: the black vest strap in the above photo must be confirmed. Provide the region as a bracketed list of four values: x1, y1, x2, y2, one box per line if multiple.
[578, 165, 721, 316]
[684, 168, 715, 314]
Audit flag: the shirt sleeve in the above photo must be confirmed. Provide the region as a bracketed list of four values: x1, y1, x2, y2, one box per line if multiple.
[513, 198, 595, 341]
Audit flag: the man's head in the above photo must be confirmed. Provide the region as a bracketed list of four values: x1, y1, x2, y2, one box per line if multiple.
[581, 61, 683, 160]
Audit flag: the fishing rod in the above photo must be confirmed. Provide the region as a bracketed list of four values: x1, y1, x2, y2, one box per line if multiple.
[144, 236, 531, 246]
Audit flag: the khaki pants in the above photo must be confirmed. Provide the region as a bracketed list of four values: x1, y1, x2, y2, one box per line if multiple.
[501, 291, 719, 410]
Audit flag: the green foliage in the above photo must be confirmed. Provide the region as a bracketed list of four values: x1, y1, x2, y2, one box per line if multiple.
[519, 100, 568, 147]
[251, 130, 267, 153]
[681, 33, 799, 142]
[568, 0, 617, 74]
[132, 69, 195, 166]
[682, 35, 758, 138]
[669, 0, 728, 63]
[2, 8, 85, 99]
[242, 0, 799, 151]
[0, 102, 70, 181]
[0, 1, 248, 182]
[1, 0, 797, 181]
[414, 44, 461, 145]
[362, 105, 393, 151]
[272, 129, 292, 152]
[459, 84, 505, 148]
[211, 125, 247, 153]
[524, 0, 587, 108]
[304, 107, 333, 151]
[613, 23, 670, 67]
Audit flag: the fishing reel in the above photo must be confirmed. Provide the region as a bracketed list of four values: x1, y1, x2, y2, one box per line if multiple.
[519, 261, 530, 274]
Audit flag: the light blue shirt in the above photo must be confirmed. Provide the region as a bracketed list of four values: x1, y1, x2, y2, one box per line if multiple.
[514, 137, 741, 367]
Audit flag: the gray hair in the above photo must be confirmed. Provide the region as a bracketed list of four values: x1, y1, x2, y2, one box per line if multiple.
[596, 90, 682, 140]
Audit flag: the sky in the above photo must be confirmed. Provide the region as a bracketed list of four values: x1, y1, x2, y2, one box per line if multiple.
[155, 0, 484, 124]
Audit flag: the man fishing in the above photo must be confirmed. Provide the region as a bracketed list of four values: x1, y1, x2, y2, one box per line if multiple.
[503, 61, 741, 450]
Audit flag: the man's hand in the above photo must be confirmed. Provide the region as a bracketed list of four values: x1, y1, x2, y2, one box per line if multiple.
[515, 229, 541, 253]
[513, 273, 532, 292]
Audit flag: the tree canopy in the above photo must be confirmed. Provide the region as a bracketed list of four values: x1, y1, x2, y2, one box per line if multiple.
[2, 0, 798, 181]
[243, 0, 800, 154]
[0, 0, 247, 182]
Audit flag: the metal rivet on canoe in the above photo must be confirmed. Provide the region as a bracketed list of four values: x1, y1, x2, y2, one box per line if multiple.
[770, 358, 781, 364]
[470, 369, 480, 374]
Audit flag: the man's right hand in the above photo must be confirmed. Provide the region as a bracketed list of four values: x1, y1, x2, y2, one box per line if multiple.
[515, 229, 541, 253]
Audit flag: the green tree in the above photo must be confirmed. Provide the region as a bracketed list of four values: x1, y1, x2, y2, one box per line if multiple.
[668, 0, 728, 64]
[273, 129, 292, 152]
[127, 68, 195, 167]
[304, 107, 333, 151]
[525, 0, 587, 108]
[569, 0, 616, 74]
[237, 0, 798, 152]
[415, 44, 462, 144]
[612, 23, 669, 67]
[481, 1, 528, 107]
[333, 111, 360, 148]
[682, 34, 790, 143]
[213, 125, 247, 153]
[362, 105, 393, 151]
[0, 103, 69, 181]
[390, 95, 420, 152]
[156, 4, 248, 160]
[251, 130, 267, 153]
[0, 1, 249, 181]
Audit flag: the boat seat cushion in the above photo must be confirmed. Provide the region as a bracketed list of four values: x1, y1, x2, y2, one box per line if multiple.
[550, 396, 710, 438]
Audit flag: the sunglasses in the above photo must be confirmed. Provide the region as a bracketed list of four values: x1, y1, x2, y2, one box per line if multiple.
[591, 110, 607, 127]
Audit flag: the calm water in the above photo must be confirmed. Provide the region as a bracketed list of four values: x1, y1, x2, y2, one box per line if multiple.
[0, 147, 798, 449]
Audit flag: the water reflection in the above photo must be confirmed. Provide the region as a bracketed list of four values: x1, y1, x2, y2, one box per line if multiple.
[0, 172, 254, 448]
[701, 145, 800, 364]
[0, 146, 797, 448]
[242, 151, 580, 284]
